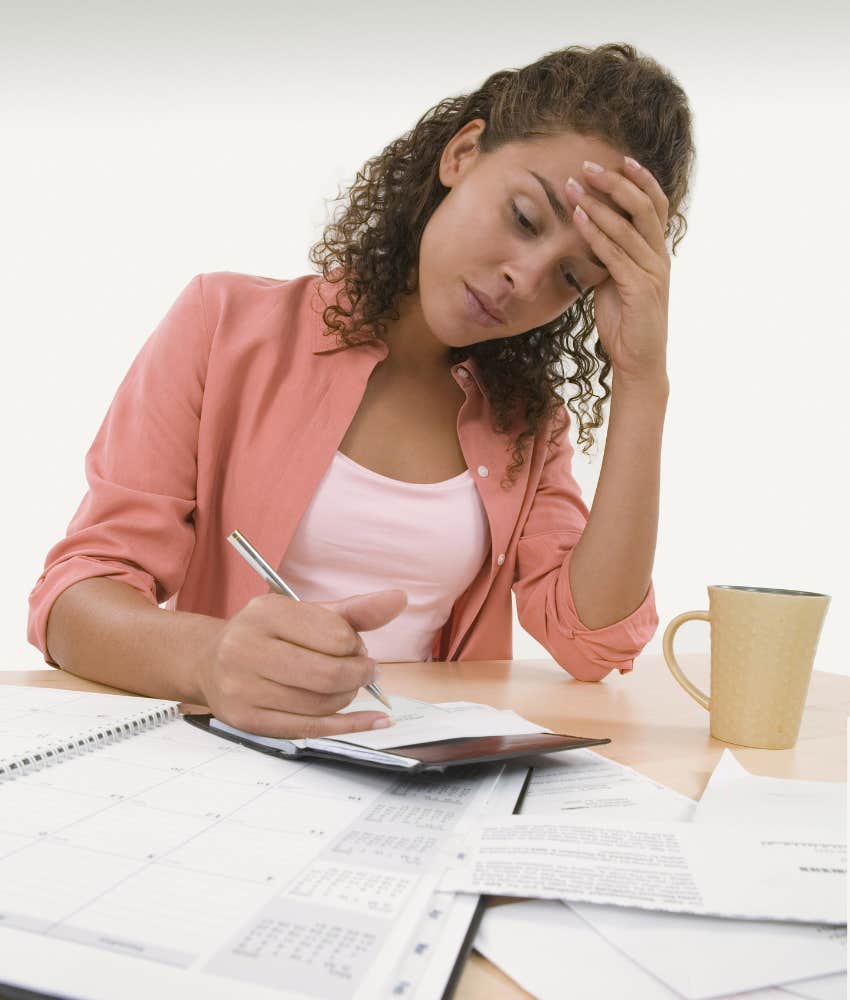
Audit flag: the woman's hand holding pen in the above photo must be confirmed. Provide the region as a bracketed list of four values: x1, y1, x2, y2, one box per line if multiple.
[197, 589, 408, 739]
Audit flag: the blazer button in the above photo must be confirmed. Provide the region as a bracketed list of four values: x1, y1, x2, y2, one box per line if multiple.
[497, 553, 505, 565]
[477, 465, 489, 477]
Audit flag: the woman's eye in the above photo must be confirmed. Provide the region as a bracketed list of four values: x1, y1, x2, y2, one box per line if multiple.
[511, 201, 537, 235]
[511, 201, 583, 296]
[564, 272, 583, 295]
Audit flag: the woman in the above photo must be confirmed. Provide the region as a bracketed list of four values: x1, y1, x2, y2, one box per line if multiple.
[28, 43, 696, 738]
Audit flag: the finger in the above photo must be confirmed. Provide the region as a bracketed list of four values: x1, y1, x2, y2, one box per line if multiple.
[246, 593, 363, 657]
[231, 706, 393, 740]
[581, 159, 669, 254]
[228, 622, 378, 694]
[570, 195, 648, 288]
[621, 155, 671, 236]
[263, 641, 378, 695]
[567, 174, 658, 276]
[334, 589, 409, 637]
[250, 676, 364, 717]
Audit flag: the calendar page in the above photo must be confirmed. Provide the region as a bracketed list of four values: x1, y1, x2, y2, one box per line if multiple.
[0, 690, 518, 1000]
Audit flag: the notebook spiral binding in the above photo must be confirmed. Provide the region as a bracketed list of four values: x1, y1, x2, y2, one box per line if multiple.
[0, 702, 180, 782]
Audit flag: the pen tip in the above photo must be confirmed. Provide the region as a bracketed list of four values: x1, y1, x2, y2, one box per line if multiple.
[364, 681, 392, 714]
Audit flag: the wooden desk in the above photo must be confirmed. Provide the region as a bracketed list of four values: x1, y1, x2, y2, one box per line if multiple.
[3, 655, 847, 1000]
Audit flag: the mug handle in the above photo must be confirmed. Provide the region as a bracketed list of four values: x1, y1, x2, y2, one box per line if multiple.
[662, 610, 711, 710]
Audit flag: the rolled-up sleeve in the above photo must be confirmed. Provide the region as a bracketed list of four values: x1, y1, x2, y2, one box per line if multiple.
[513, 405, 659, 682]
[27, 274, 211, 665]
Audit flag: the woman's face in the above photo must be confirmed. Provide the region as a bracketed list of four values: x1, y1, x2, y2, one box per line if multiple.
[417, 118, 631, 348]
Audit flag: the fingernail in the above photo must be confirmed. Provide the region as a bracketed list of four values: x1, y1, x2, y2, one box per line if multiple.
[624, 155, 641, 171]
[372, 716, 392, 729]
[566, 175, 586, 195]
[583, 159, 604, 173]
[358, 639, 368, 656]
[372, 663, 382, 679]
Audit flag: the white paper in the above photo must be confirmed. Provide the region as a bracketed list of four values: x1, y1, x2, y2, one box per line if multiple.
[0, 703, 509, 1000]
[440, 815, 846, 924]
[561, 751, 848, 999]
[693, 750, 846, 832]
[471, 753, 848, 1000]
[519, 748, 696, 822]
[475, 899, 680, 999]
[329, 697, 550, 749]
[210, 697, 551, 757]
[570, 902, 846, 999]
[782, 973, 848, 1000]
[382, 762, 530, 1000]
[0, 684, 178, 764]
[475, 900, 840, 1000]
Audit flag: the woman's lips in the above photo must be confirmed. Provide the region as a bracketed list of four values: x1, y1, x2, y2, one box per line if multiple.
[464, 283, 505, 327]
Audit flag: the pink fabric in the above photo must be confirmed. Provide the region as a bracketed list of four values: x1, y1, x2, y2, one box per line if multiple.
[279, 451, 490, 663]
[27, 271, 659, 680]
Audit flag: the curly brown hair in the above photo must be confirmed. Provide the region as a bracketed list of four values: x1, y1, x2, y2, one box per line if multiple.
[307, 42, 697, 489]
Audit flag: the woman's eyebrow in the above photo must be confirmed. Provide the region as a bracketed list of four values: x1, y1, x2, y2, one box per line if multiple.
[526, 168, 617, 272]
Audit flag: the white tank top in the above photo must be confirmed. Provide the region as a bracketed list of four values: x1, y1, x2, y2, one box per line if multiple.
[278, 449, 491, 661]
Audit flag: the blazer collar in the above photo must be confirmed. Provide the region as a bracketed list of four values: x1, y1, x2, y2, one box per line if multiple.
[308, 274, 487, 399]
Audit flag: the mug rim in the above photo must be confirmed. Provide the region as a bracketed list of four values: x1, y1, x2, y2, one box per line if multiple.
[710, 584, 830, 598]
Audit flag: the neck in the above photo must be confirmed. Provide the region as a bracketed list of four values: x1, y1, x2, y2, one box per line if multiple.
[377, 291, 453, 378]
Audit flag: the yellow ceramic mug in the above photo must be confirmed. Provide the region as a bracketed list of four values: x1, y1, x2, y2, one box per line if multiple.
[663, 585, 830, 749]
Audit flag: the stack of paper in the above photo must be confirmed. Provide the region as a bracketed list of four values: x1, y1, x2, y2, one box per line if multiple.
[0, 686, 534, 1000]
[468, 749, 846, 999]
[1, 685, 844, 1000]
[517, 746, 696, 822]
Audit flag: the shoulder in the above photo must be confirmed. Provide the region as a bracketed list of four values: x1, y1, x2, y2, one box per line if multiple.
[192, 270, 322, 356]
[197, 270, 318, 322]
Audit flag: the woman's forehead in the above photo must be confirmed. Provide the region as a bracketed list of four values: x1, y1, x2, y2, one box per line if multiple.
[511, 159, 630, 225]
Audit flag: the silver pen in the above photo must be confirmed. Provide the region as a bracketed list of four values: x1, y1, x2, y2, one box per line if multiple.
[226, 529, 392, 712]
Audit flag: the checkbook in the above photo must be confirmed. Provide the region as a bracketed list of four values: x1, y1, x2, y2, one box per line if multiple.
[190, 695, 610, 773]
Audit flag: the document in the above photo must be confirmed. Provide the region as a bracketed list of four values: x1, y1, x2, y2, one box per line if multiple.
[476, 899, 680, 1000]
[332, 698, 550, 749]
[569, 903, 845, 999]
[470, 752, 847, 999]
[560, 751, 848, 998]
[476, 900, 844, 1000]
[440, 815, 846, 924]
[692, 750, 845, 832]
[519, 747, 696, 822]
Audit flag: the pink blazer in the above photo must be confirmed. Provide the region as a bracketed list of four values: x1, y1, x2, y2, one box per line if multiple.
[28, 272, 659, 680]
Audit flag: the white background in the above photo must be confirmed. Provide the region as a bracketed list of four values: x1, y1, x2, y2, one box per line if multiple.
[2, 1, 848, 676]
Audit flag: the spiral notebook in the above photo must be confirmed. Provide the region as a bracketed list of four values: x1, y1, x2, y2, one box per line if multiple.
[0, 684, 180, 781]
[0, 683, 541, 1000]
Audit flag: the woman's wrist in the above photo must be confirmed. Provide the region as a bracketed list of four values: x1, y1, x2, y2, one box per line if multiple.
[612, 367, 670, 403]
